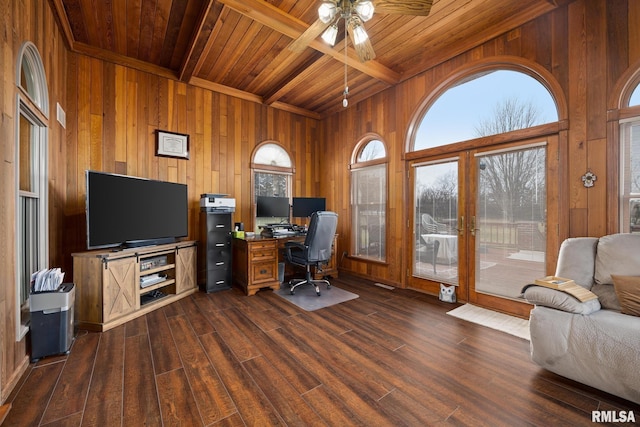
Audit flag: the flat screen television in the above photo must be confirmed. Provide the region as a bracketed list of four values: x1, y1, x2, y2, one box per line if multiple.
[292, 197, 326, 218]
[256, 196, 290, 218]
[86, 170, 188, 249]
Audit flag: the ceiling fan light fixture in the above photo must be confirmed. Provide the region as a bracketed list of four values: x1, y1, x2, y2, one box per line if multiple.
[318, 2, 338, 24]
[350, 18, 369, 45]
[321, 23, 339, 46]
[354, 1, 375, 22]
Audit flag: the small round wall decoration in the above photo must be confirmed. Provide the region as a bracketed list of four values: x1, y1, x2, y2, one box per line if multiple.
[581, 171, 597, 188]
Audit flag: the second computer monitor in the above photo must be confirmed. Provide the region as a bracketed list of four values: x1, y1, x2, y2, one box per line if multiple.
[256, 196, 290, 218]
[292, 197, 326, 218]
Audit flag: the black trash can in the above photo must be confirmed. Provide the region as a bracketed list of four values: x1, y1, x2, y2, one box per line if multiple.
[30, 283, 75, 362]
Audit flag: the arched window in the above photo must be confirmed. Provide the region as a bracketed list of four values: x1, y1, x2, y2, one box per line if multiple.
[619, 78, 640, 233]
[16, 42, 49, 339]
[412, 70, 558, 151]
[252, 142, 293, 232]
[350, 136, 387, 261]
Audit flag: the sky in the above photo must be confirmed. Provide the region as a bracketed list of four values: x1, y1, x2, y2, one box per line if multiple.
[414, 70, 558, 150]
[631, 85, 640, 106]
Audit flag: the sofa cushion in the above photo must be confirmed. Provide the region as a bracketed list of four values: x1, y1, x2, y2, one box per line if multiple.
[594, 234, 640, 285]
[522, 285, 601, 314]
[554, 237, 598, 289]
[611, 275, 640, 317]
[591, 283, 621, 311]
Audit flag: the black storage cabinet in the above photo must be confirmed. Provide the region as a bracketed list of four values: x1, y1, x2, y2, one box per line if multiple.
[30, 283, 75, 362]
[200, 209, 233, 292]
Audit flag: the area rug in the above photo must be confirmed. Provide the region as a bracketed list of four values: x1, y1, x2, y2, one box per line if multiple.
[274, 284, 359, 311]
[446, 304, 530, 340]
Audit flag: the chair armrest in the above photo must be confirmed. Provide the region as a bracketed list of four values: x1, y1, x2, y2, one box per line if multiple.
[285, 241, 306, 250]
[284, 241, 307, 261]
[521, 285, 601, 315]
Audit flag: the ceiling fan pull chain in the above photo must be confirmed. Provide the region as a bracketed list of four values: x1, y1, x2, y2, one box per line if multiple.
[343, 17, 349, 108]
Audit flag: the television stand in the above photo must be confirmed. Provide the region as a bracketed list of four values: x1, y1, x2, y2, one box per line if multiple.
[72, 240, 197, 331]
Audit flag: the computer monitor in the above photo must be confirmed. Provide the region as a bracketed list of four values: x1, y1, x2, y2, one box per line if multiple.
[256, 196, 290, 218]
[292, 197, 326, 218]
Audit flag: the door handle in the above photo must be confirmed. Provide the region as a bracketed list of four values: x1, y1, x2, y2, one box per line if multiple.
[457, 216, 465, 236]
[470, 216, 478, 236]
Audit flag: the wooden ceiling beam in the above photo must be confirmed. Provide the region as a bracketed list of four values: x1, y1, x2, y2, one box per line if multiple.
[48, 0, 75, 50]
[189, 77, 321, 120]
[218, 0, 400, 85]
[178, 0, 216, 82]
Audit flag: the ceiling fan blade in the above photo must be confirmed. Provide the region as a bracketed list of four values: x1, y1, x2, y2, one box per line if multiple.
[289, 18, 332, 53]
[347, 20, 376, 62]
[373, 0, 433, 16]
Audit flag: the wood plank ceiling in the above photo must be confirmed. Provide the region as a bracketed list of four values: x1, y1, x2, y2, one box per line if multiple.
[50, 0, 569, 119]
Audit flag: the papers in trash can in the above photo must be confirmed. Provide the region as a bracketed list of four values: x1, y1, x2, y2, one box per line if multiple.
[31, 268, 65, 292]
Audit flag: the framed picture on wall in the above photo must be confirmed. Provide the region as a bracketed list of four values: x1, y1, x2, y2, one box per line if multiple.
[156, 130, 190, 159]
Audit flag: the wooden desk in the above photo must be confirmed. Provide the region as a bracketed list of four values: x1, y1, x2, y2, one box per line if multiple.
[232, 234, 338, 296]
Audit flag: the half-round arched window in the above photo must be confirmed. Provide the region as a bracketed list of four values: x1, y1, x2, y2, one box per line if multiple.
[18, 42, 49, 116]
[412, 70, 558, 151]
[350, 137, 387, 262]
[253, 143, 292, 168]
[356, 139, 385, 162]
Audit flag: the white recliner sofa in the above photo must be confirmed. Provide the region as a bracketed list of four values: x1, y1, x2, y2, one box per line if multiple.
[523, 233, 640, 404]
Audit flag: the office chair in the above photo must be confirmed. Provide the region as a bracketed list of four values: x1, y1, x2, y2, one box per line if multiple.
[284, 211, 338, 296]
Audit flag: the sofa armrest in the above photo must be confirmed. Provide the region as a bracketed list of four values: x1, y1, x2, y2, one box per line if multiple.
[522, 285, 601, 315]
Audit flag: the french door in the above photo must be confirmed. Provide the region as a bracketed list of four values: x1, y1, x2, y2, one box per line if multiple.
[408, 137, 559, 317]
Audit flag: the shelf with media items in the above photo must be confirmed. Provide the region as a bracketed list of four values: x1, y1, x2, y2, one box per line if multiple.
[72, 240, 197, 331]
[139, 253, 176, 305]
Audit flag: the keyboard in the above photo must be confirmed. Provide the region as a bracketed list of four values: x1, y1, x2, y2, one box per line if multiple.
[273, 230, 297, 236]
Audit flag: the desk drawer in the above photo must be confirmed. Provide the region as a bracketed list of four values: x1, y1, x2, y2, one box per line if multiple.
[249, 241, 276, 262]
[251, 261, 277, 283]
[250, 249, 276, 262]
[249, 240, 276, 251]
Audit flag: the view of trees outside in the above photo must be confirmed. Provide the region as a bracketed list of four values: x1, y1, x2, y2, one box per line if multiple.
[475, 97, 546, 224]
[254, 172, 288, 198]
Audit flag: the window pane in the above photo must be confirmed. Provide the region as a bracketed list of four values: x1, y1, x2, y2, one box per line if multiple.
[254, 172, 290, 231]
[20, 55, 36, 98]
[620, 121, 640, 232]
[357, 140, 385, 161]
[352, 164, 386, 260]
[19, 196, 39, 305]
[254, 143, 292, 167]
[630, 84, 640, 107]
[19, 114, 34, 192]
[414, 70, 558, 151]
[475, 146, 547, 299]
[254, 172, 288, 198]
[413, 161, 458, 282]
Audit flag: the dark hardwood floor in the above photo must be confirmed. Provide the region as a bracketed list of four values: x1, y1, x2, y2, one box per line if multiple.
[5, 274, 639, 426]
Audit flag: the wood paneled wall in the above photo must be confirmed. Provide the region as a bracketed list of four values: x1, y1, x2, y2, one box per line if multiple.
[322, 0, 640, 287]
[0, 0, 68, 403]
[62, 54, 322, 268]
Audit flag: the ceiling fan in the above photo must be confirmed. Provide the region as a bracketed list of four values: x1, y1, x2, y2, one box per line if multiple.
[289, 0, 433, 63]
